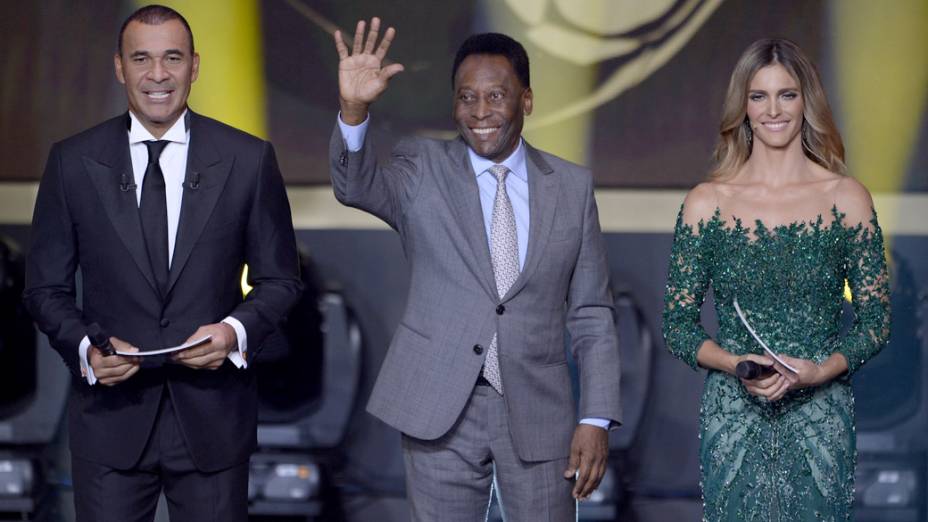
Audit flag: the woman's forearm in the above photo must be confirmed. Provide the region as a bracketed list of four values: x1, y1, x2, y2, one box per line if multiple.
[695, 339, 739, 376]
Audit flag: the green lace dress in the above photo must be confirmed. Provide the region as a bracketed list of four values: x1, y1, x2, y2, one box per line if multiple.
[662, 206, 891, 522]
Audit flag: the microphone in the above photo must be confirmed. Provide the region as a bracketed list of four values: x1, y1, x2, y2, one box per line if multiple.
[87, 323, 116, 357]
[186, 171, 200, 190]
[120, 172, 137, 192]
[735, 360, 773, 380]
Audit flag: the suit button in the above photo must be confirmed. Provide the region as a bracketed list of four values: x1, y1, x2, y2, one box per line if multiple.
[339, 151, 349, 166]
[496, 304, 505, 315]
[473, 344, 484, 355]
[160, 319, 170, 327]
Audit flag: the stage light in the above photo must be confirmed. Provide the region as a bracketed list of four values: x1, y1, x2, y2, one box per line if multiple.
[263, 462, 320, 501]
[860, 468, 917, 507]
[0, 459, 33, 497]
[248, 457, 321, 503]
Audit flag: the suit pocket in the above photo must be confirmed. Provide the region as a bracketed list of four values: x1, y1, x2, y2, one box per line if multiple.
[393, 322, 432, 355]
[535, 358, 569, 369]
[397, 321, 431, 343]
[381, 323, 436, 383]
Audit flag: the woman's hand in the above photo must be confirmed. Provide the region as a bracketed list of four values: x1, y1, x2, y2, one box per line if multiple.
[741, 354, 828, 402]
[737, 353, 791, 401]
[775, 354, 827, 390]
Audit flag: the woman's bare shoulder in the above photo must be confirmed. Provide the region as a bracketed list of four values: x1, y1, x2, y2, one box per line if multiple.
[680, 182, 720, 225]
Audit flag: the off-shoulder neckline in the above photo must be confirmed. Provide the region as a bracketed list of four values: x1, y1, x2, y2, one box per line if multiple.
[675, 204, 880, 242]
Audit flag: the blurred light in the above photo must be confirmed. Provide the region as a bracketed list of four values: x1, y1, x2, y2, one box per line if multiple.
[250, 460, 320, 502]
[0, 459, 33, 497]
[878, 470, 901, 484]
[844, 279, 853, 303]
[241, 265, 252, 296]
[860, 468, 917, 507]
[585, 467, 615, 505]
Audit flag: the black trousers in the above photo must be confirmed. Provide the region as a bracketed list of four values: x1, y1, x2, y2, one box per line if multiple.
[71, 389, 249, 522]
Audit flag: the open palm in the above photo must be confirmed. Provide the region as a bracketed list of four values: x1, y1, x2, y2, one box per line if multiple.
[334, 18, 404, 117]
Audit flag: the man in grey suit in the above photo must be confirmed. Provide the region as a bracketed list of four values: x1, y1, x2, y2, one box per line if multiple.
[330, 17, 621, 520]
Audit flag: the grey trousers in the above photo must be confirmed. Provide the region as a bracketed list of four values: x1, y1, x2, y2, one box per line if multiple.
[402, 383, 575, 521]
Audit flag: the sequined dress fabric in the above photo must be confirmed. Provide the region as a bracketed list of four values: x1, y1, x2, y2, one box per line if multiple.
[662, 205, 891, 522]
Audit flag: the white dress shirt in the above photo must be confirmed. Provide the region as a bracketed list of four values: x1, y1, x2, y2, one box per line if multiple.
[79, 110, 248, 384]
[337, 114, 609, 430]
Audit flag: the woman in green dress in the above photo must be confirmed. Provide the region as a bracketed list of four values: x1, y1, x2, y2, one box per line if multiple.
[662, 38, 891, 521]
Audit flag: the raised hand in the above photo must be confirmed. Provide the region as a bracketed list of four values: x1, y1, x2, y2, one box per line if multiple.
[333, 17, 404, 124]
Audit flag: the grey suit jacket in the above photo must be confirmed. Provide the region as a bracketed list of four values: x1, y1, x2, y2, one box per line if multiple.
[330, 126, 621, 462]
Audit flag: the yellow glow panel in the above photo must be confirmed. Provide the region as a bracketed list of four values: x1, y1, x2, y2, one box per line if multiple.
[146, 0, 268, 138]
[241, 265, 252, 297]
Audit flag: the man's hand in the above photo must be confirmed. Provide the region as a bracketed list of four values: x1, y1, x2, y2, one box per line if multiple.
[171, 323, 237, 370]
[89, 337, 140, 386]
[563, 423, 609, 500]
[333, 17, 404, 124]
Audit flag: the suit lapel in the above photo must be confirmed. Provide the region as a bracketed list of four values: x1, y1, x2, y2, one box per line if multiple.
[166, 112, 231, 296]
[83, 115, 160, 295]
[442, 138, 498, 299]
[503, 143, 558, 301]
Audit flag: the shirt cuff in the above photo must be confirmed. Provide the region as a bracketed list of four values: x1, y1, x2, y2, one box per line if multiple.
[222, 317, 248, 368]
[337, 112, 370, 152]
[579, 417, 611, 430]
[78, 336, 97, 385]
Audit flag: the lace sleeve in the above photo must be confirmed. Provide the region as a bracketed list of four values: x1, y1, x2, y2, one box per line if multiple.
[662, 207, 712, 370]
[836, 210, 891, 375]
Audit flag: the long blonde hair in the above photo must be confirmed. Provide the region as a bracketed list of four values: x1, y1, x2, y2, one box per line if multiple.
[710, 38, 846, 179]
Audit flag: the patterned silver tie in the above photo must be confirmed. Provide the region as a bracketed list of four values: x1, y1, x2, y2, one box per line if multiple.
[483, 164, 520, 394]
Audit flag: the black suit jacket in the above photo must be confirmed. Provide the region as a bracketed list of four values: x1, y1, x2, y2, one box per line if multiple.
[23, 111, 301, 472]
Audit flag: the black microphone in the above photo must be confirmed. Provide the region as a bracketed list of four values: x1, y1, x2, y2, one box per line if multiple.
[87, 323, 116, 357]
[187, 171, 200, 190]
[735, 360, 774, 380]
[120, 172, 137, 192]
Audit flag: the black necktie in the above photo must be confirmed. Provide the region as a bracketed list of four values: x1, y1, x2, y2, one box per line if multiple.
[140, 140, 170, 296]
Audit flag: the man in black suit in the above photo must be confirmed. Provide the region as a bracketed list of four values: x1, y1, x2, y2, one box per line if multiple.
[23, 5, 301, 521]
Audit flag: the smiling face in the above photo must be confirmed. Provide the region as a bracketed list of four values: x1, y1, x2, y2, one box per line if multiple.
[114, 19, 199, 137]
[453, 54, 533, 162]
[745, 63, 803, 150]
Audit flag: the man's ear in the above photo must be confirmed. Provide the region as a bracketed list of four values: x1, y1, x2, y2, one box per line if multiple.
[522, 87, 533, 116]
[191, 52, 200, 83]
[114, 54, 126, 85]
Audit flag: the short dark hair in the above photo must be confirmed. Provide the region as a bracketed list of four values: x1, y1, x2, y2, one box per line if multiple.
[117, 4, 194, 56]
[451, 33, 530, 89]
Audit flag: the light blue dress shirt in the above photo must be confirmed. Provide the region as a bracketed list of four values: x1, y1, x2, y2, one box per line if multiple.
[338, 115, 610, 430]
[468, 143, 529, 270]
